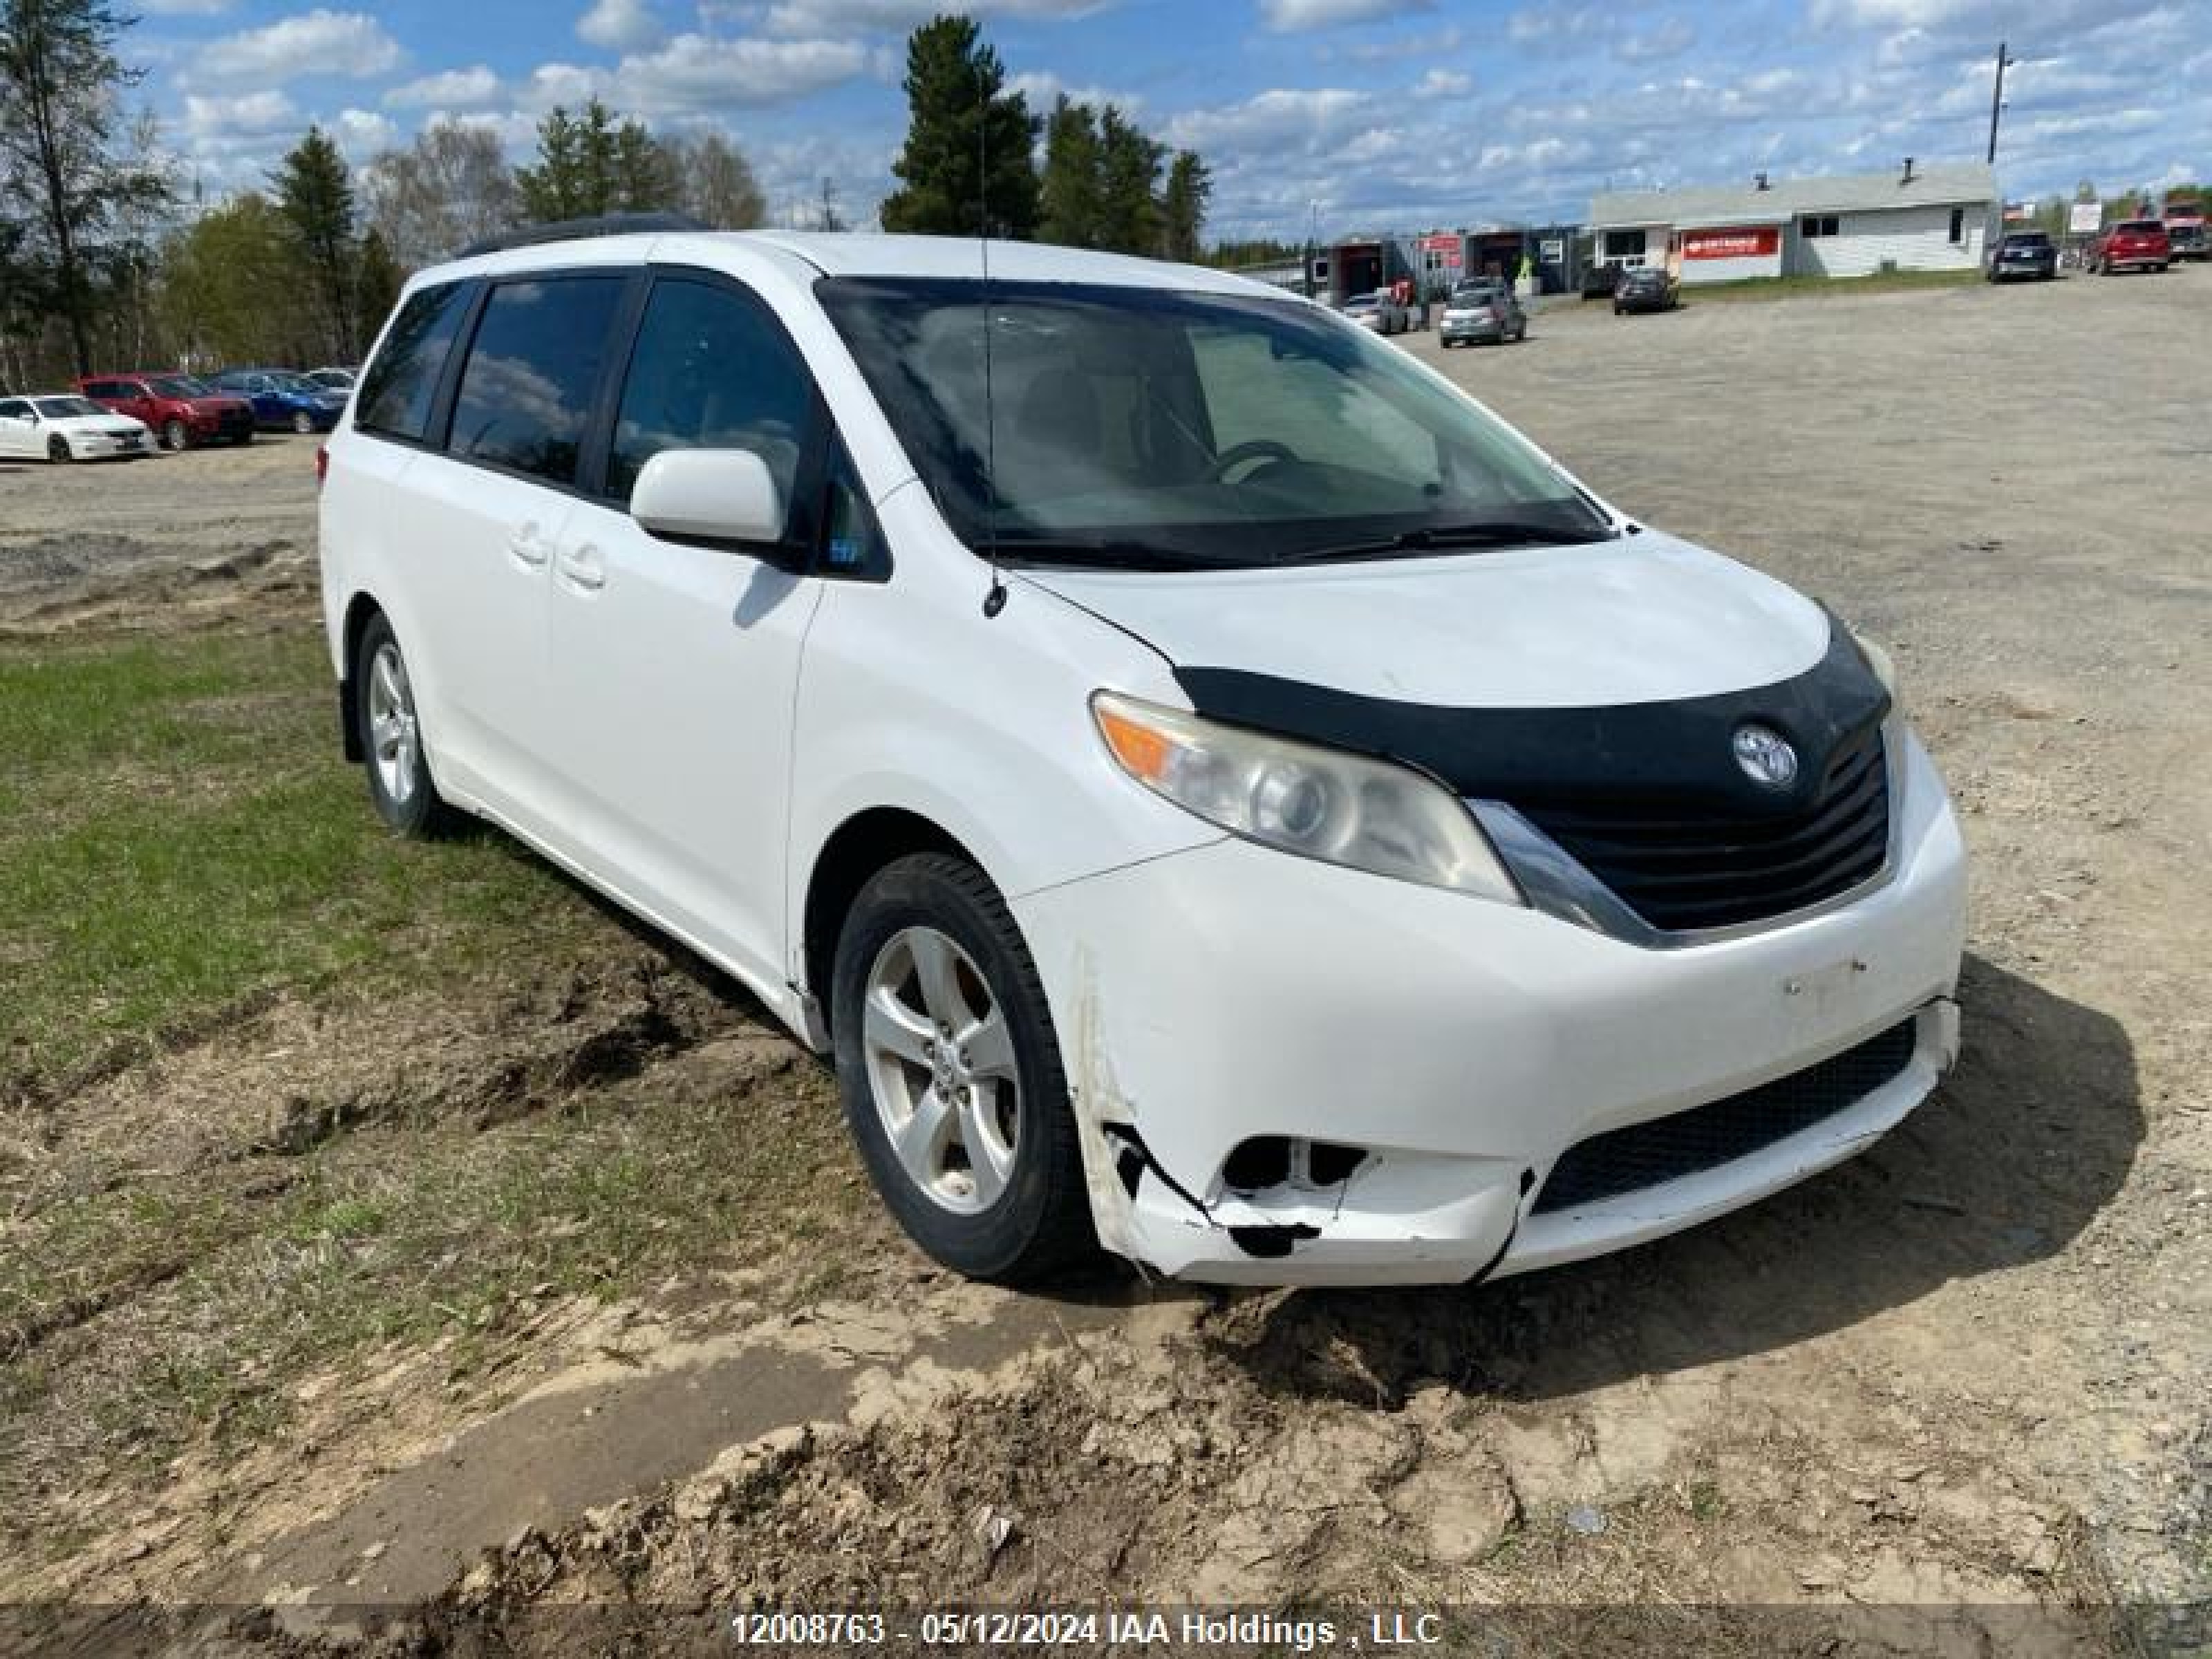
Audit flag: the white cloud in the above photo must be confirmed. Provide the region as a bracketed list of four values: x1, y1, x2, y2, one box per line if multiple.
[609, 34, 872, 112]
[577, 0, 664, 51]
[1412, 68, 1470, 99]
[136, 0, 234, 15]
[181, 88, 298, 140]
[1007, 70, 1144, 112]
[191, 9, 404, 86]
[384, 66, 503, 109]
[331, 107, 398, 157]
[1258, 0, 1432, 32]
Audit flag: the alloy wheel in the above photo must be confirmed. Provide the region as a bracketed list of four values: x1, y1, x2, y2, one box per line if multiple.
[364, 641, 420, 805]
[861, 926, 1020, 1215]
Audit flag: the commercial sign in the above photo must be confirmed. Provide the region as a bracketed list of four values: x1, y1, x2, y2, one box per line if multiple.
[1681, 225, 1780, 261]
[1418, 232, 1462, 266]
[2068, 201, 2103, 234]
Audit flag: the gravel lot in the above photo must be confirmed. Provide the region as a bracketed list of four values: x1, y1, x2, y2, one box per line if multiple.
[2, 269, 2206, 1655]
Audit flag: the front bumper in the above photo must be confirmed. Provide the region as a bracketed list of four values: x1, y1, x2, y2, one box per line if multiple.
[1013, 726, 1967, 1286]
[69, 431, 151, 460]
[1441, 315, 1503, 342]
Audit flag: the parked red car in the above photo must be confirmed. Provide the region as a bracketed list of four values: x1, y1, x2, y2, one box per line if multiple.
[2092, 220, 2171, 274]
[75, 373, 256, 451]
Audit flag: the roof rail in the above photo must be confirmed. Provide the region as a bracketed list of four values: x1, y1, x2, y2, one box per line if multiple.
[456, 212, 711, 260]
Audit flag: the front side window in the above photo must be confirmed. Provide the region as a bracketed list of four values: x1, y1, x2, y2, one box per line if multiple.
[147, 377, 206, 398]
[817, 277, 1609, 570]
[357, 281, 475, 442]
[35, 397, 104, 419]
[448, 276, 628, 485]
[607, 277, 811, 511]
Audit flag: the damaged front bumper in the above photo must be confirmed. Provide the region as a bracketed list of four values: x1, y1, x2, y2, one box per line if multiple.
[1012, 728, 1968, 1287]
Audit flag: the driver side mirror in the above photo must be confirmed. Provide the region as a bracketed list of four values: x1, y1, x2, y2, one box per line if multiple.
[631, 448, 791, 560]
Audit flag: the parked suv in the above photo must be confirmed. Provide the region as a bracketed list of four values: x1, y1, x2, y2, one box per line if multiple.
[1986, 231, 2057, 282]
[321, 225, 1966, 1288]
[209, 368, 348, 433]
[2094, 220, 2171, 274]
[77, 372, 255, 450]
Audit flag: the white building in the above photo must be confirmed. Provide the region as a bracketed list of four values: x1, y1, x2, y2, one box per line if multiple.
[1588, 162, 1998, 285]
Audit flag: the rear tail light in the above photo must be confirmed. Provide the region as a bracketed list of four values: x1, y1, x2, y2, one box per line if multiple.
[315, 445, 328, 489]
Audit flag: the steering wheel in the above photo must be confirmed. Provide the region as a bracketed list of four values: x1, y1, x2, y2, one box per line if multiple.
[1204, 438, 1299, 484]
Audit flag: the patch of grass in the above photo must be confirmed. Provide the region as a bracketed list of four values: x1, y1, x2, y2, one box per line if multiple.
[1678, 267, 1983, 304]
[0, 626, 596, 1083]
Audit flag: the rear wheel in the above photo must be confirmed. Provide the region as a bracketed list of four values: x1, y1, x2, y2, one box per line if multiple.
[164, 418, 190, 451]
[353, 614, 462, 838]
[832, 853, 1092, 1283]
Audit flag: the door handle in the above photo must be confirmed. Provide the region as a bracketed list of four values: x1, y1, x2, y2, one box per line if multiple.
[555, 543, 606, 592]
[507, 525, 552, 569]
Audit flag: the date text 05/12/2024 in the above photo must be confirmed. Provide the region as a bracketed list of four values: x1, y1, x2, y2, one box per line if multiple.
[729, 1610, 1450, 1649]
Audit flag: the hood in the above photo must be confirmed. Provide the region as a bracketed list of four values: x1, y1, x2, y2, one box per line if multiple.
[1026, 529, 1832, 710]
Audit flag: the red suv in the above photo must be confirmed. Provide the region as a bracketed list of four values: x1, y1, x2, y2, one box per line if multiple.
[2094, 220, 2171, 275]
[76, 373, 256, 451]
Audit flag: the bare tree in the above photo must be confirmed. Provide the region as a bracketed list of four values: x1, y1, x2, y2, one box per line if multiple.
[666, 129, 765, 230]
[360, 120, 521, 270]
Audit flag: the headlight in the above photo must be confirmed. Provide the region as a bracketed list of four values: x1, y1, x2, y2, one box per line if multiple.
[1091, 691, 1524, 903]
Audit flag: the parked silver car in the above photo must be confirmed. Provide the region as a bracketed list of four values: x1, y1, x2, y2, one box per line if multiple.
[1440, 281, 1527, 348]
[1340, 290, 1407, 335]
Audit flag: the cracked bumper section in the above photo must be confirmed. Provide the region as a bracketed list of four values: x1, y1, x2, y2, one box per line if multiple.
[1011, 729, 1967, 1288]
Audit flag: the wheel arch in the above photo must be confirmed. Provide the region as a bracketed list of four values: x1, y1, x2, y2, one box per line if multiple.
[337, 590, 385, 763]
[799, 806, 995, 1037]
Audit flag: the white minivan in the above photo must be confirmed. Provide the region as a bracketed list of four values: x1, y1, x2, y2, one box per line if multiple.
[319, 220, 1967, 1288]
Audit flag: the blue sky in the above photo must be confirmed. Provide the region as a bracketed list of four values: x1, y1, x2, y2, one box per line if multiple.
[134, 0, 2211, 238]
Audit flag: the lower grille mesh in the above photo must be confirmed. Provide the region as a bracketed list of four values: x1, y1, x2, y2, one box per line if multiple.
[1532, 1018, 1920, 1214]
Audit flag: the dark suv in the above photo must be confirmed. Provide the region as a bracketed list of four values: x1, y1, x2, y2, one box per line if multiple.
[1987, 231, 2056, 282]
[77, 373, 256, 450]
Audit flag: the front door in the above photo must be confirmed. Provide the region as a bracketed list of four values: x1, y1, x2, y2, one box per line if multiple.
[543, 271, 825, 995]
[0, 400, 35, 458]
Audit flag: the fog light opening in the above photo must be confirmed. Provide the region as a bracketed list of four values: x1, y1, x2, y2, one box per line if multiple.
[1220, 1136, 1370, 1195]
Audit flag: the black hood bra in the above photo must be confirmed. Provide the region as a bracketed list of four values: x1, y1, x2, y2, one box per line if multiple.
[1172, 616, 1891, 819]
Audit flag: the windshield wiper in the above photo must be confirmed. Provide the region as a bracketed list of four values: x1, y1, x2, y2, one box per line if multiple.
[1277, 518, 1617, 565]
[981, 532, 1231, 572]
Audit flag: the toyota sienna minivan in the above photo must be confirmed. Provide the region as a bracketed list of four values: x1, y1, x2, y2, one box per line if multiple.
[319, 221, 1966, 1288]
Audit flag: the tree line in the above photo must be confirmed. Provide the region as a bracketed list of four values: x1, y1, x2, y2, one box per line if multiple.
[2, 2, 1214, 391]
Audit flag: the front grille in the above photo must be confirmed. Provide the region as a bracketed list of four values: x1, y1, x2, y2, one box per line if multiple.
[1516, 726, 1890, 932]
[1532, 1018, 1919, 1214]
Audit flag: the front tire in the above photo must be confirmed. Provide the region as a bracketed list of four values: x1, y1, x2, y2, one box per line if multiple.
[291, 409, 315, 435]
[353, 614, 462, 838]
[832, 853, 1093, 1283]
[46, 435, 70, 464]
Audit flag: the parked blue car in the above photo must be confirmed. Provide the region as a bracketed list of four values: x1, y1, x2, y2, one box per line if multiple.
[209, 368, 348, 434]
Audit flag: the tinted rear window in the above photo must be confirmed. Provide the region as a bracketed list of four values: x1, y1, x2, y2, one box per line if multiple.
[448, 276, 628, 486]
[2118, 220, 2164, 234]
[357, 281, 475, 442]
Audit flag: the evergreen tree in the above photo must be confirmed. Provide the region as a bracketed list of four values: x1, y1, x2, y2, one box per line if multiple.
[271, 125, 359, 360]
[517, 97, 675, 221]
[1093, 104, 1162, 255]
[879, 14, 1038, 238]
[355, 227, 404, 344]
[0, 0, 169, 375]
[1037, 95, 1101, 249]
[1158, 150, 1210, 263]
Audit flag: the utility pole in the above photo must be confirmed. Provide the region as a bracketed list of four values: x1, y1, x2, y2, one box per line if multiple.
[1986, 41, 2017, 165]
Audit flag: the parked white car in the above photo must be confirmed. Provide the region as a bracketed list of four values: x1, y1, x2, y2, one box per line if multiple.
[0, 393, 155, 462]
[320, 227, 1966, 1288]
[1340, 288, 1407, 335]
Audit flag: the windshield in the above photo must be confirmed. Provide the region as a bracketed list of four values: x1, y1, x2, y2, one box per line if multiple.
[149, 376, 209, 397]
[816, 277, 1611, 570]
[35, 397, 106, 419]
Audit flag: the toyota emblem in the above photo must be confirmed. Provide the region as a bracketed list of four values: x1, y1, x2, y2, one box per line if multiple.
[1732, 724, 1799, 788]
